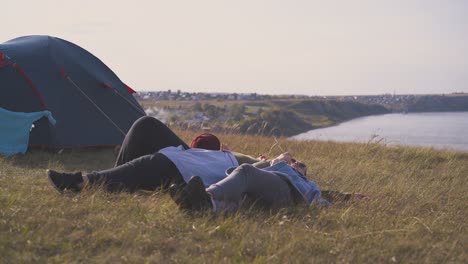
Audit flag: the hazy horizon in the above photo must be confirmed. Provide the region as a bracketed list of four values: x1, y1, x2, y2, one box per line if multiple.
[2, 0, 468, 96]
[139, 89, 467, 97]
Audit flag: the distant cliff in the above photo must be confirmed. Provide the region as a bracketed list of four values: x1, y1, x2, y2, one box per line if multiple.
[237, 100, 390, 136]
[343, 94, 468, 113]
[141, 98, 391, 137]
[284, 100, 389, 121]
[405, 95, 468, 112]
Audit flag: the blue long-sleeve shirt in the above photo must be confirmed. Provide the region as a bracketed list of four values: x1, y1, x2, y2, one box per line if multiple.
[263, 161, 327, 206]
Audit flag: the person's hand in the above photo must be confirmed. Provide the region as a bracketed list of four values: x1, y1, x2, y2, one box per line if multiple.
[270, 152, 293, 166]
[291, 160, 307, 176]
[220, 143, 231, 152]
[257, 154, 267, 161]
[278, 152, 293, 163]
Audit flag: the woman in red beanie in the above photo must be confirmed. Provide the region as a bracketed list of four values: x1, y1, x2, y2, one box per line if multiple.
[47, 116, 264, 193]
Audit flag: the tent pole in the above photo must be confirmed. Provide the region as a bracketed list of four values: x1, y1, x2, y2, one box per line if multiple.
[66, 77, 126, 136]
[112, 89, 147, 116]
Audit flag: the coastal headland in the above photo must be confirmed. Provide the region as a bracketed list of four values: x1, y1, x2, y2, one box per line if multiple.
[137, 92, 468, 136]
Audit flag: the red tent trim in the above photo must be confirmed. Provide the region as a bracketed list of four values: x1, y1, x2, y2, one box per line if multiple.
[12, 63, 47, 109]
[0, 52, 11, 68]
[59, 66, 68, 78]
[124, 83, 136, 94]
[101, 82, 113, 89]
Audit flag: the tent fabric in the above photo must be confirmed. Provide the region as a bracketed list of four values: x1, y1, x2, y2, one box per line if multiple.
[0, 107, 56, 156]
[0, 35, 145, 149]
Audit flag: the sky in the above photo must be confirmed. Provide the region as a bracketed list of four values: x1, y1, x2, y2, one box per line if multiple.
[2, 0, 468, 96]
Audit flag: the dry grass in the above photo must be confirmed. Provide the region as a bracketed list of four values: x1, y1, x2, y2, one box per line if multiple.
[1, 131, 467, 263]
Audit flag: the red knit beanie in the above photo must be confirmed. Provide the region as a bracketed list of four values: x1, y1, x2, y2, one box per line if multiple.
[190, 133, 221, 150]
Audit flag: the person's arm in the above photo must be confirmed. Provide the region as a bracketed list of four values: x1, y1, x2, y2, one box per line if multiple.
[223, 143, 271, 168]
[232, 151, 260, 164]
[231, 151, 271, 168]
[269, 152, 293, 166]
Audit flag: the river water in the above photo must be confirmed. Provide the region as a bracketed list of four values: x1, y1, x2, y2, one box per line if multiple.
[291, 112, 468, 152]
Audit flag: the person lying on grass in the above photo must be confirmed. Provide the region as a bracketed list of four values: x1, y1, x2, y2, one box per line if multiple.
[47, 116, 366, 211]
[170, 152, 367, 214]
[47, 116, 267, 193]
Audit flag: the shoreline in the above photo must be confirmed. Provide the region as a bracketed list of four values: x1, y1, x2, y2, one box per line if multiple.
[290, 111, 468, 153]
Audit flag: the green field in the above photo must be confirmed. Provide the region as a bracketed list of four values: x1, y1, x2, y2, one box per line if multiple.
[1, 131, 467, 263]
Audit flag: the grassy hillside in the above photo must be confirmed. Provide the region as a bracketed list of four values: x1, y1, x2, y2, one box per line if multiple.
[141, 99, 389, 136]
[1, 131, 467, 263]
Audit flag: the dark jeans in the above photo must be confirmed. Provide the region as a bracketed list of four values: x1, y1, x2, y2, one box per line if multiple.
[87, 116, 188, 191]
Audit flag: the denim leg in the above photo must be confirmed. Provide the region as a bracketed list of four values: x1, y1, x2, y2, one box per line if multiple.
[206, 164, 294, 210]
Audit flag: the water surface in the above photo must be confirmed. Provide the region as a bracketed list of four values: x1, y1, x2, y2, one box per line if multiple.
[291, 112, 468, 152]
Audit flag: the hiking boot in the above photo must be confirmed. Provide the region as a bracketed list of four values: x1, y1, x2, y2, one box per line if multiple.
[47, 169, 84, 193]
[169, 182, 191, 209]
[179, 176, 212, 211]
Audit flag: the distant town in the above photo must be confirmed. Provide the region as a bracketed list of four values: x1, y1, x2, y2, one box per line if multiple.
[135, 90, 467, 109]
[134, 90, 468, 136]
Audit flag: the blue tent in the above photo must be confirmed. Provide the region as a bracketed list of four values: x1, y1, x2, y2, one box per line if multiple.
[0, 35, 145, 152]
